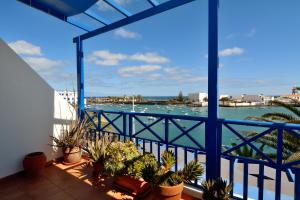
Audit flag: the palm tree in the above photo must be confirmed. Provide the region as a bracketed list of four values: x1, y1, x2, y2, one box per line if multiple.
[246, 89, 300, 162]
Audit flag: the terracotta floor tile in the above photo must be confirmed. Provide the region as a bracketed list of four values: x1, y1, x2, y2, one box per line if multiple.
[0, 163, 199, 200]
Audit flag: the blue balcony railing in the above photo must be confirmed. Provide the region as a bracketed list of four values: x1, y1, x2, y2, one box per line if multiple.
[85, 109, 300, 200]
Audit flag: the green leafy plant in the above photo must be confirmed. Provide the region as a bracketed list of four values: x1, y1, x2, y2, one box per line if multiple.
[104, 140, 140, 176]
[200, 178, 232, 200]
[140, 150, 204, 187]
[126, 153, 158, 179]
[50, 118, 87, 149]
[86, 134, 112, 163]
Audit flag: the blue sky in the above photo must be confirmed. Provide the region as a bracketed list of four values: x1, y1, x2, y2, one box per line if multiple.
[1, 0, 299, 96]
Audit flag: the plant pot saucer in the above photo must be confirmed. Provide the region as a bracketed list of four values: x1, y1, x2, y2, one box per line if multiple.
[62, 159, 83, 166]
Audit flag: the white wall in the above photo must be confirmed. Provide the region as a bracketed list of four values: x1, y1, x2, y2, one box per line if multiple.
[0, 39, 75, 178]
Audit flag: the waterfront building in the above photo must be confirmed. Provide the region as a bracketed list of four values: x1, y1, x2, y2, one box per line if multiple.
[282, 93, 300, 101]
[188, 92, 208, 103]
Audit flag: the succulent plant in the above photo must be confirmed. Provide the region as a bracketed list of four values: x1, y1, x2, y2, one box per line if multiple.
[104, 140, 140, 176]
[50, 118, 87, 149]
[140, 150, 204, 187]
[200, 178, 232, 200]
[87, 134, 112, 163]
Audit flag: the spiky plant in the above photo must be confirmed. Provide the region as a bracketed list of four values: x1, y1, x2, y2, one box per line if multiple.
[247, 92, 300, 162]
[200, 178, 232, 200]
[50, 118, 87, 149]
[140, 150, 204, 187]
[86, 134, 112, 163]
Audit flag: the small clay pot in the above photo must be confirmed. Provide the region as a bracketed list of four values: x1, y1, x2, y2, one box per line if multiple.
[63, 147, 82, 164]
[114, 175, 151, 198]
[154, 182, 184, 200]
[92, 161, 104, 177]
[23, 152, 46, 177]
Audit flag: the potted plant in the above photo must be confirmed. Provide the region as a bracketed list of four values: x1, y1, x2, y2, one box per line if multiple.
[140, 150, 204, 200]
[104, 140, 140, 176]
[23, 152, 47, 177]
[200, 178, 232, 200]
[105, 140, 152, 198]
[86, 133, 112, 177]
[50, 118, 87, 164]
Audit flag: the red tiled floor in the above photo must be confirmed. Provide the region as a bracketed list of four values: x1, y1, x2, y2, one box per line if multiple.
[0, 159, 200, 200]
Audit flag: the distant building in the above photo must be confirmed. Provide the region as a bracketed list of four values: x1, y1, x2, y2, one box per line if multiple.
[231, 94, 264, 106]
[282, 94, 300, 101]
[262, 96, 275, 105]
[219, 94, 231, 100]
[58, 90, 86, 105]
[188, 92, 208, 103]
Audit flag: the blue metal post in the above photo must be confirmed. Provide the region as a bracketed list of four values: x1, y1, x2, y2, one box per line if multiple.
[206, 0, 220, 180]
[75, 37, 85, 120]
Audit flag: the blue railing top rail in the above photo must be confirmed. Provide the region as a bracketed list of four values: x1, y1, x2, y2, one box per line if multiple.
[85, 108, 209, 121]
[85, 108, 300, 130]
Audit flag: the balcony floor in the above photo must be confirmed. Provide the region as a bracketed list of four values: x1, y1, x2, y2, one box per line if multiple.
[0, 159, 199, 200]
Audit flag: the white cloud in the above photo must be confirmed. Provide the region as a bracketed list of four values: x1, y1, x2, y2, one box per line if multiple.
[245, 28, 256, 37]
[114, 28, 141, 39]
[87, 50, 169, 66]
[8, 40, 42, 56]
[130, 52, 169, 64]
[87, 50, 127, 66]
[24, 57, 65, 72]
[219, 47, 244, 57]
[118, 65, 162, 77]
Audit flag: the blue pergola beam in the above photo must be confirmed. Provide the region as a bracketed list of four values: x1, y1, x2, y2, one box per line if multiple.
[67, 18, 91, 32]
[84, 10, 110, 25]
[74, 0, 195, 42]
[147, 0, 159, 7]
[103, 0, 132, 17]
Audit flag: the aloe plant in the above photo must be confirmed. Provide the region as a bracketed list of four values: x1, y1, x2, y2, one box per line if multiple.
[140, 150, 204, 187]
[87, 134, 112, 163]
[200, 178, 232, 200]
[50, 118, 87, 149]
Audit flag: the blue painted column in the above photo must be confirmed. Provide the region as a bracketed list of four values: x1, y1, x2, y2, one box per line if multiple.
[75, 37, 85, 120]
[206, 0, 220, 180]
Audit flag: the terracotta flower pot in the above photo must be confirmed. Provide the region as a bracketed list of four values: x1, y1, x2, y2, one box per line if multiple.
[92, 161, 104, 177]
[154, 182, 184, 200]
[63, 147, 82, 164]
[114, 175, 151, 198]
[23, 152, 46, 177]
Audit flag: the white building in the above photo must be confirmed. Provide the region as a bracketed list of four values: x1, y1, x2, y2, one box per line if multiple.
[188, 92, 208, 103]
[58, 90, 77, 104]
[219, 94, 231, 100]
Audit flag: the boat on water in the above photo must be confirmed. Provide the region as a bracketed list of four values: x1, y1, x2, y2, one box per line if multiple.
[147, 116, 157, 120]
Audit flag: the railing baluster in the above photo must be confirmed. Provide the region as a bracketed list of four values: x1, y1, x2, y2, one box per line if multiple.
[194, 150, 198, 186]
[165, 117, 169, 151]
[295, 169, 300, 200]
[158, 142, 161, 162]
[175, 146, 178, 172]
[243, 160, 248, 199]
[275, 128, 283, 200]
[150, 140, 153, 153]
[258, 163, 264, 200]
[123, 112, 126, 136]
[184, 147, 187, 166]
[229, 158, 234, 197]
[129, 114, 133, 140]
[143, 139, 145, 154]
